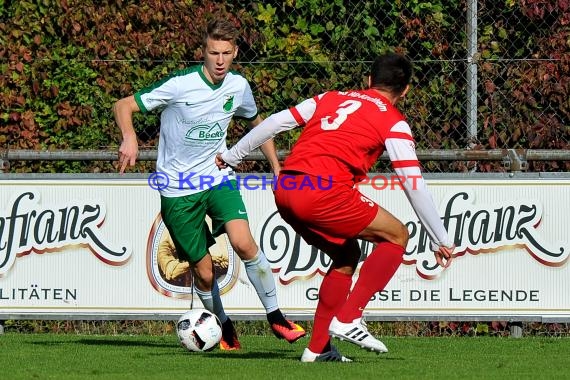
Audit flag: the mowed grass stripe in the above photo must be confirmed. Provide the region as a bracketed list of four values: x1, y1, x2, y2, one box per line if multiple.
[0, 333, 569, 379]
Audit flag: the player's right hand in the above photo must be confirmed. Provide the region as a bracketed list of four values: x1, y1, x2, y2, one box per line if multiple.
[118, 138, 138, 174]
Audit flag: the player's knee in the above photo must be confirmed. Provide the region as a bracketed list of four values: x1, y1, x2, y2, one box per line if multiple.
[192, 262, 215, 289]
[396, 223, 410, 248]
[394, 222, 409, 248]
[193, 272, 215, 291]
[230, 237, 257, 259]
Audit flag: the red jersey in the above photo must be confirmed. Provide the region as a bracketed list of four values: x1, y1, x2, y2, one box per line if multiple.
[220, 88, 451, 250]
[283, 90, 411, 185]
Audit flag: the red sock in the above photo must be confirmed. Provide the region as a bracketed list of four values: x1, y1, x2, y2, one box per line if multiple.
[336, 242, 404, 323]
[308, 269, 352, 353]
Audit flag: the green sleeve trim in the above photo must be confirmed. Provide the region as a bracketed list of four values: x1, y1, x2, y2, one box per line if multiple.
[133, 92, 148, 113]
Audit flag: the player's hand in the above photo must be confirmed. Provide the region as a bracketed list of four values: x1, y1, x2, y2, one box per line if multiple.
[215, 153, 228, 170]
[272, 164, 281, 178]
[434, 245, 455, 269]
[118, 138, 138, 174]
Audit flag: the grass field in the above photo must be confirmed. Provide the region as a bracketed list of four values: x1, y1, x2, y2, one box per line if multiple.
[1, 333, 569, 380]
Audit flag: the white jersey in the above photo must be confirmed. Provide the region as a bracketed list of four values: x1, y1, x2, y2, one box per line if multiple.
[135, 65, 258, 197]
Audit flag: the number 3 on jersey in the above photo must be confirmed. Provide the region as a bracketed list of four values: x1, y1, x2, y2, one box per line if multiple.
[320, 100, 362, 130]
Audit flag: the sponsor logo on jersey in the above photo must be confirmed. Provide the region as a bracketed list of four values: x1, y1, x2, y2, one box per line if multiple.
[223, 95, 234, 112]
[185, 123, 224, 141]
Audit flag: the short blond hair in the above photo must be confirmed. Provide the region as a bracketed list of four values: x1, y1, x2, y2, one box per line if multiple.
[202, 19, 239, 47]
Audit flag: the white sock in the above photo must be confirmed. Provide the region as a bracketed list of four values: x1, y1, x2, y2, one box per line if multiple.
[194, 280, 228, 323]
[243, 250, 278, 313]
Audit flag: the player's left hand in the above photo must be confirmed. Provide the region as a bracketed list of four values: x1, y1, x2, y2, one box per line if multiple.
[215, 153, 228, 170]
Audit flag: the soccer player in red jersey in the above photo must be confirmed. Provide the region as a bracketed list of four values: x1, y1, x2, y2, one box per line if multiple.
[216, 52, 455, 362]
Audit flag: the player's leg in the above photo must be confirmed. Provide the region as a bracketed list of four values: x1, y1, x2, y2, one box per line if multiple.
[207, 180, 306, 343]
[160, 193, 239, 350]
[190, 255, 220, 315]
[275, 179, 393, 354]
[274, 175, 363, 361]
[329, 204, 407, 353]
[301, 238, 360, 362]
[190, 252, 240, 350]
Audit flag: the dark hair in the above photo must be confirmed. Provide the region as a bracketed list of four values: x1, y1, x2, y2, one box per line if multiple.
[369, 52, 413, 95]
[202, 19, 239, 47]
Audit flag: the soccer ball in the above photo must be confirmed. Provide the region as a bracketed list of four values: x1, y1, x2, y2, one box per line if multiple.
[177, 309, 223, 352]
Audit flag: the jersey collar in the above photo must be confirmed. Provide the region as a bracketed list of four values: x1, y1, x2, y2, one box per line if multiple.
[199, 64, 225, 90]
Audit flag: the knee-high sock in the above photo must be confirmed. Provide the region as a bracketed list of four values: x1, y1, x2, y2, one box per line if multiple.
[243, 250, 278, 313]
[308, 269, 353, 353]
[195, 280, 228, 324]
[336, 242, 404, 323]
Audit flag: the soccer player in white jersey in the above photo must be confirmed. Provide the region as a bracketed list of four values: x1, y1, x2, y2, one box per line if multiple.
[113, 19, 305, 350]
[216, 52, 455, 361]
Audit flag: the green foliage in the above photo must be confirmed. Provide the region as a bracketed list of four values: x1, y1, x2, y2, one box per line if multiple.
[1, 0, 568, 173]
[477, 1, 570, 159]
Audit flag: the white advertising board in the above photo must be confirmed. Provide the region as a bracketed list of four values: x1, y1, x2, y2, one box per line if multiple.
[0, 176, 568, 321]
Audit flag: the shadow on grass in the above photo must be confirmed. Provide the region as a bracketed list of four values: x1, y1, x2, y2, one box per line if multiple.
[197, 350, 292, 360]
[31, 338, 175, 348]
[376, 356, 405, 361]
[31, 338, 299, 359]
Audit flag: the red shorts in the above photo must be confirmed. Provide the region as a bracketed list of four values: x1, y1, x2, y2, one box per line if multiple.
[274, 173, 378, 248]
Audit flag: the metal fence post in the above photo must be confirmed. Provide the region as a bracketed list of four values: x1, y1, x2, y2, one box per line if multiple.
[466, 0, 478, 145]
[509, 321, 523, 338]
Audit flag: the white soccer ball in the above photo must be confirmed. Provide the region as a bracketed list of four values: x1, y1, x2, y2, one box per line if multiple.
[177, 309, 223, 352]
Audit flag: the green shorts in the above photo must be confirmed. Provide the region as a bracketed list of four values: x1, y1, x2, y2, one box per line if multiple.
[160, 180, 248, 263]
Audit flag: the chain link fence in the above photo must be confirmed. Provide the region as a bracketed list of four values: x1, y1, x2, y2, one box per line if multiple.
[1, 1, 568, 173]
[233, 0, 569, 173]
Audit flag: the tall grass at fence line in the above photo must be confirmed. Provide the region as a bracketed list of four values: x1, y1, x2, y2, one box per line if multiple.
[2, 320, 570, 337]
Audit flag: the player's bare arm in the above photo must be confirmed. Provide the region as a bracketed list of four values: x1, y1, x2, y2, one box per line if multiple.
[113, 95, 140, 174]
